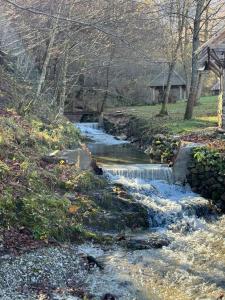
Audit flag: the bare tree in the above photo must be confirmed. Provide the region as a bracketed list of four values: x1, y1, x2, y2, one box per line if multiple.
[159, 0, 187, 116]
[184, 0, 210, 120]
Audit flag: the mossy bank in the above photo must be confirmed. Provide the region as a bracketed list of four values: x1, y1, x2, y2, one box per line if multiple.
[0, 109, 148, 243]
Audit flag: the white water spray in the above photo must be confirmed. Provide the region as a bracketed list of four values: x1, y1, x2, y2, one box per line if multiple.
[77, 122, 224, 300]
[76, 122, 128, 145]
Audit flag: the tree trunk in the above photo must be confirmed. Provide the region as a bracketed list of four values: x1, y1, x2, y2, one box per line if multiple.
[99, 45, 115, 114]
[58, 44, 69, 116]
[194, 6, 209, 107]
[159, 0, 186, 116]
[36, 21, 58, 98]
[218, 71, 225, 129]
[35, 1, 64, 99]
[195, 72, 203, 105]
[184, 0, 205, 120]
[159, 62, 175, 115]
[181, 11, 190, 98]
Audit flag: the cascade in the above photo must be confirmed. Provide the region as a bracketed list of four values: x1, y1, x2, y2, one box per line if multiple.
[75, 122, 214, 230]
[77, 122, 99, 130]
[104, 164, 174, 184]
[75, 122, 223, 299]
[76, 122, 128, 145]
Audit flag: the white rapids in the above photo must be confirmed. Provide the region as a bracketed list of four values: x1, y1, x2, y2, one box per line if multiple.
[75, 122, 225, 300]
[104, 164, 174, 184]
[76, 122, 128, 145]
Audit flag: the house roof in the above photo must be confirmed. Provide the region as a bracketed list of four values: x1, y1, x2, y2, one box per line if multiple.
[211, 81, 220, 91]
[149, 68, 186, 87]
[198, 27, 225, 56]
[198, 28, 225, 73]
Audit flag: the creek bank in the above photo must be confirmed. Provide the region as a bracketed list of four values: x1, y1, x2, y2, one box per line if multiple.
[0, 110, 148, 246]
[103, 112, 164, 150]
[103, 113, 180, 164]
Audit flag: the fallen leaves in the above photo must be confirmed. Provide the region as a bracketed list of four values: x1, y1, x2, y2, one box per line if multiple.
[2, 228, 48, 255]
[68, 205, 80, 214]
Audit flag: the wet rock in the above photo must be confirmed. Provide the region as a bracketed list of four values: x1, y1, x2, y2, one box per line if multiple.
[116, 234, 126, 241]
[83, 255, 104, 270]
[89, 189, 149, 231]
[181, 199, 215, 218]
[91, 159, 103, 175]
[122, 234, 170, 250]
[173, 142, 204, 184]
[42, 155, 66, 164]
[102, 293, 116, 300]
[60, 148, 92, 169]
[115, 134, 127, 141]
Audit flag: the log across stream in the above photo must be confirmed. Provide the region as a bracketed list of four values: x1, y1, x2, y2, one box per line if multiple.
[76, 122, 225, 300]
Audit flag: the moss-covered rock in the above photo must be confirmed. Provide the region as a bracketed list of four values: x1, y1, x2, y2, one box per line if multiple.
[144, 134, 180, 163]
[103, 114, 180, 163]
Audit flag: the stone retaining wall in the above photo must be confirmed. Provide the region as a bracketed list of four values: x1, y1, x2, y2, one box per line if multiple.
[187, 147, 225, 211]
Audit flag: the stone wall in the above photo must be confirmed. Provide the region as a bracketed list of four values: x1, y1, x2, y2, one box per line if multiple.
[144, 134, 180, 163]
[187, 147, 225, 211]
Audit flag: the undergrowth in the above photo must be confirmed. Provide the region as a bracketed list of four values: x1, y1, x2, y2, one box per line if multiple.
[0, 109, 107, 241]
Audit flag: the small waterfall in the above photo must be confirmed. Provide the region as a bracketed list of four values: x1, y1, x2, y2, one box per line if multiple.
[75, 122, 128, 145]
[104, 164, 174, 184]
[77, 122, 99, 130]
[75, 121, 223, 299]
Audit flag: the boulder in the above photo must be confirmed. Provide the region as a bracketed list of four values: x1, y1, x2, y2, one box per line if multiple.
[59, 148, 91, 169]
[173, 142, 204, 184]
[121, 234, 170, 250]
[102, 294, 116, 300]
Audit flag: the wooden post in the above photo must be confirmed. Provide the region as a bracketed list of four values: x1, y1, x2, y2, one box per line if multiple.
[152, 88, 155, 102]
[222, 71, 225, 129]
[218, 71, 225, 129]
[179, 86, 183, 99]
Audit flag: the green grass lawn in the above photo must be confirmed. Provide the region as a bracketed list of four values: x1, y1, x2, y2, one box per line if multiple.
[109, 96, 218, 134]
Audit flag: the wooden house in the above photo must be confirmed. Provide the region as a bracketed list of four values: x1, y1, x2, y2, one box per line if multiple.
[198, 28, 225, 129]
[211, 81, 220, 96]
[149, 68, 187, 103]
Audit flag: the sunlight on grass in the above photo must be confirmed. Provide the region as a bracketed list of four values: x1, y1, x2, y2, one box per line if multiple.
[111, 96, 219, 134]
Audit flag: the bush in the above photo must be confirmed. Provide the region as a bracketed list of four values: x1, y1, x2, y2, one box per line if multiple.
[187, 147, 225, 210]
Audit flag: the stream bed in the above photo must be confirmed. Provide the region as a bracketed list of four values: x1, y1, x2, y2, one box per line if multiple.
[76, 123, 225, 300]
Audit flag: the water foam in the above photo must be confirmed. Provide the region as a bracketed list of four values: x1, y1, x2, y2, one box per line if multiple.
[104, 164, 174, 183]
[76, 122, 224, 299]
[76, 122, 128, 145]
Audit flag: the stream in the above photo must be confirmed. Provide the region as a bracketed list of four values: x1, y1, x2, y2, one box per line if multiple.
[76, 123, 225, 300]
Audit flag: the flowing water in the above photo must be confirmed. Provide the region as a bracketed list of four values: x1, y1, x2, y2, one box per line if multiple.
[76, 123, 225, 300]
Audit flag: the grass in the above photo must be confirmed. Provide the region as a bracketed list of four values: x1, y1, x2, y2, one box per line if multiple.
[110, 96, 218, 134]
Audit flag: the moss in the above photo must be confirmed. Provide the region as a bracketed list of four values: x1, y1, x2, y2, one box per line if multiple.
[59, 170, 108, 192]
[188, 147, 225, 210]
[0, 109, 148, 242]
[145, 135, 180, 163]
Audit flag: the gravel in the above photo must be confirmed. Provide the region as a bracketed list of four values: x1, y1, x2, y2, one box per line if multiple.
[0, 246, 89, 300]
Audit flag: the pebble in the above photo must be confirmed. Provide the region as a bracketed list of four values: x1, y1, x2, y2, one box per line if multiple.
[0, 247, 89, 299]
